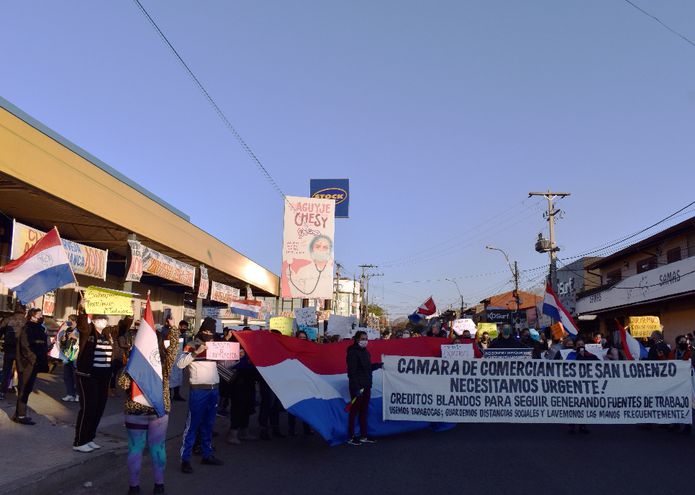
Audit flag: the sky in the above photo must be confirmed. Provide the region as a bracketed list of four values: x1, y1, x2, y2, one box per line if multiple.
[2, 1, 695, 318]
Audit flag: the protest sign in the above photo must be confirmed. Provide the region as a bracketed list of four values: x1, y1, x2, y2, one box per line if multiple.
[204, 341, 240, 361]
[453, 319, 476, 336]
[327, 315, 357, 338]
[210, 281, 241, 305]
[349, 327, 380, 340]
[298, 324, 318, 341]
[269, 316, 294, 336]
[383, 357, 692, 424]
[628, 316, 661, 339]
[484, 348, 533, 360]
[281, 196, 335, 299]
[442, 344, 475, 359]
[476, 323, 498, 339]
[585, 343, 605, 360]
[85, 286, 134, 315]
[142, 245, 195, 288]
[294, 307, 318, 327]
[42, 291, 56, 316]
[12, 220, 108, 280]
[198, 266, 209, 299]
[126, 240, 144, 282]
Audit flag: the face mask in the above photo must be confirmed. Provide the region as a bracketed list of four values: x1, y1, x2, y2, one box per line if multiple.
[502, 330, 512, 338]
[93, 319, 108, 330]
[358, 340, 368, 348]
[312, 251, 331, 263]
[66, 321, 73, 327]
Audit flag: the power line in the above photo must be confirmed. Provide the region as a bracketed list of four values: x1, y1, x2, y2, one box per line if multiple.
[132, 0, 288, 202]
[622, 0, 695, 49]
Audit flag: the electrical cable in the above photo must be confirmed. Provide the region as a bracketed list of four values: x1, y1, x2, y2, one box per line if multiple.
[622, 0, 695, 48]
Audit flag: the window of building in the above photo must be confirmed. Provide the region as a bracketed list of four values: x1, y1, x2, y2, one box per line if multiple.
[606, 269, 622, 285]
[667, 247, 682, 264]
[636, 256, 658, 274]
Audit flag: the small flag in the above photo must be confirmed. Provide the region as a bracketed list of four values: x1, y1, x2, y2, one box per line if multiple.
[125, 294, 165, 416]
[542, 283, 579, 336]
[0, 227, 75, 304]
[230, 299, 262, 319]
[616, 319, 647, 360]
[416, 297, 437, 316]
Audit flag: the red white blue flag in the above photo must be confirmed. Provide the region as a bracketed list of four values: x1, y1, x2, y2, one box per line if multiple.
[416, 297, 437, 316]
[126, 294, 165, 416]
[0, 227, 75, 304]
[542, 283, 579, 336]
[230, 299, 262, 318]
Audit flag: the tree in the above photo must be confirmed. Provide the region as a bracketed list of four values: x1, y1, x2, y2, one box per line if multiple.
[367, 304, 384, 317]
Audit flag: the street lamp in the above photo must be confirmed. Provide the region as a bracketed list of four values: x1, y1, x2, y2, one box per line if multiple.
[444, 278, 465, 316]
[485, 245, 520, 312]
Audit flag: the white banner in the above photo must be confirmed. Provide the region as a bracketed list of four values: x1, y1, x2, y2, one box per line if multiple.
[382, 357, 692, 424]
[198, 266, 209, 299]
[209, 281, 240, 305]
[281, 196, 335, 299]
[327, 314, 357, 338]
[442, 344, 475, 359]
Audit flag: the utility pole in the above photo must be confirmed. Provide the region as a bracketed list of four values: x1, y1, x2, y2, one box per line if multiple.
[513, 261, 520, 312]
[358, 264, 381, 327]
[445, 278, 465, 317]
[333, 263, 342, 315]
[529, 190, 571, 292]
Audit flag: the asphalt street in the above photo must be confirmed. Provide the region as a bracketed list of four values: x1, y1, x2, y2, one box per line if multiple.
[57, 417, 695, 495]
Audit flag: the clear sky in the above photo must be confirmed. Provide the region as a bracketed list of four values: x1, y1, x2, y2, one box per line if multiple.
[2, 1, 694, 317]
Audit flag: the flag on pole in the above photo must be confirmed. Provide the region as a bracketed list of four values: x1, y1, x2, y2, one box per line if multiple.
[125, 294, 165, 416]
[416, 297, 436, 316]
[542, 283, 579, 336]
[0, 227, 75, 304]
[616, 319, 647, 360]
[230, 299, 262, 319]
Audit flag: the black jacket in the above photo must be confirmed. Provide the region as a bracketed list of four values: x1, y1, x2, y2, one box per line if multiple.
[17, 321, 48, 373]
[346, 343, 372, 391]
[489, 336, 523, 349]
[76, 313, 133, 375]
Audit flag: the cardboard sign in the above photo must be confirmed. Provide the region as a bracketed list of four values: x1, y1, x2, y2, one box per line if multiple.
[441, 343, 475, 359]
[628, 316, 661, 339]
[85, 286, 134, 315]
[327, 315, 357, 338]
[476, 322, 498, 339]
[204, 341, 240, 361]
[294, 307, 318, 327]
[269, 316, 294, 336]
[453, 319, 476, 336]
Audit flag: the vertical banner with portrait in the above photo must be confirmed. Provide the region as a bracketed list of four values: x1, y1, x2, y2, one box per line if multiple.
[281, 196, 335, 299]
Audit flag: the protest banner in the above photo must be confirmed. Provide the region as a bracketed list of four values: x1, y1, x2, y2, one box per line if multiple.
[294, 307, 318, 327]
[269, 316, 294, 336]
[12, 220, 108, 280]
[125, 240, 144, 282]
[84, 286, 134, 315]
[142, 245, 195, 288]
[42, 290, 56, 316]
[476, 322, 498, 339]
[628, 316, 661, 338]
[453, 319, 476, 336]
[327, 315, 357, 338]
[442, 344, 475, 359]
[281, 196, 335, 299]
[198, 266, 210, 299]
[204, 341, 240, 361]
[210, 281, 241, 305]
[383, 357, 692, 424]
[484, 348, 533, 360]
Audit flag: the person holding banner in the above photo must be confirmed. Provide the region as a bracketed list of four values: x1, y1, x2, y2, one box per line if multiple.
[346, 330, 377, 446]
[118, 324, 180, 495]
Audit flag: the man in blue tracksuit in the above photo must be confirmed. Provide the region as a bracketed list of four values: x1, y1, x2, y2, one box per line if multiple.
[177, 318, 223, 473]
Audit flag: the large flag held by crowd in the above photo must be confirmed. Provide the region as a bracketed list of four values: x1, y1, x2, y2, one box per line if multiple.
[0, 227, 75, 304]
[125, 294, 165, 416]
[234, 331, 452, 446]
[542, 283, 579, 336]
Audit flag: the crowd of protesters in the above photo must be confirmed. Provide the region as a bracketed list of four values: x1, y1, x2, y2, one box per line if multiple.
[2, 304, 695, 493]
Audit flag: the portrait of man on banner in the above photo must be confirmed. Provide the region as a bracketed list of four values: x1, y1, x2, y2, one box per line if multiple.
[281, 196, 335, 299]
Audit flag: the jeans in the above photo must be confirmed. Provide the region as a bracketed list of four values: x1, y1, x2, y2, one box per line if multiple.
[63, 361, 76, 396]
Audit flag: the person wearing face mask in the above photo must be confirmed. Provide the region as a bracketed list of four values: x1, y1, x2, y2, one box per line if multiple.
[13, 308, 48, 425]
[177, 317, 223, 473]
[74, 301, 133, 452]
[490, 325, 522, 348]
[346, 330, 377, 445]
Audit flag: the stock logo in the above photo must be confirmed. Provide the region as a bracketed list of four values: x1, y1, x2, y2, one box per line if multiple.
[312, 187, 347, 204]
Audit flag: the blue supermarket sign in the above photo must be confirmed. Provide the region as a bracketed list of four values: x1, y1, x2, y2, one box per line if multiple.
[310, 179, 349, 218]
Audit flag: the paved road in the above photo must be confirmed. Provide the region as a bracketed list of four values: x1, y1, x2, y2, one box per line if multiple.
[57, 416, 695, 495]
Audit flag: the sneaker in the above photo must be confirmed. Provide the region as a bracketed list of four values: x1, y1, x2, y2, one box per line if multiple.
[73, 395, 80, 402]
[61, 395, 75, 402]
[180, 461, 193, 474]
[73, 444, 95, 453]
[153, 484, 165, 494]
[359, 437, 377, 444]
[88, 441, 101, 450]
[12, 415, 35, 425]
[201, 455, 223, 466]
[347, 437, 361, 446]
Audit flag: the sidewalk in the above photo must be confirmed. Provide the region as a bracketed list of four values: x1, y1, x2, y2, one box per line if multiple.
[0, 366, 190, 495]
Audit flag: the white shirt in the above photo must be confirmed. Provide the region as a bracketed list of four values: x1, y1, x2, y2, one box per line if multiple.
[177, 352, 219, 385]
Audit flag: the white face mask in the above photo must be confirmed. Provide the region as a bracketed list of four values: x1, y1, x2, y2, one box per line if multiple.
[358, 340, 368, 348]
[93, 319, 108, 331]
